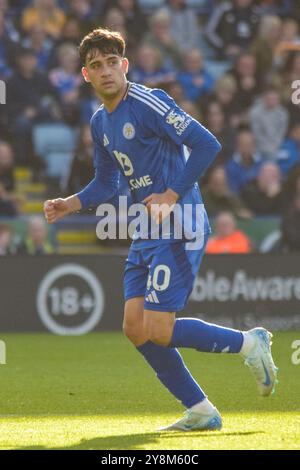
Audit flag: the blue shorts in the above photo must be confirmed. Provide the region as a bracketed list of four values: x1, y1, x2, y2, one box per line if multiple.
[124, 238, 208, 312]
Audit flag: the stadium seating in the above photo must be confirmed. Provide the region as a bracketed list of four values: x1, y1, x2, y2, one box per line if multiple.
[33, 124, 78, 181]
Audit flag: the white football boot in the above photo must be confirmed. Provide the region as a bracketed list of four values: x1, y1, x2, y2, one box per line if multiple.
[241, 328, 278, 396]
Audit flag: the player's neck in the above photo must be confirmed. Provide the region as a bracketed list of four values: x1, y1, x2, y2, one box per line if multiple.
[101, 81, 129, 113]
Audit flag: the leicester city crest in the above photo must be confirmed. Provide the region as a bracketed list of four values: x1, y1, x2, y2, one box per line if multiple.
[123, 122, 135, 140]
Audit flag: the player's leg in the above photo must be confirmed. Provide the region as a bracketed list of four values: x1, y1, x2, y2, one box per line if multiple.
[123, 298, 210, 417]
[123, 249, 218, 430]
[142, 309, 221, 431]
[135, 243, 222, 431]
[168, 318, 278, 397]
[144, 240, 278, 398]
[142, 309, 175, 346]
[143, 308, 242, 353]
[123, 296, 148, 347]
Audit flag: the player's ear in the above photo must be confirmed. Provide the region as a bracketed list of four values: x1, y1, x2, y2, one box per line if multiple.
[122, 57, 129, 75]
[82, 66, 90, 83]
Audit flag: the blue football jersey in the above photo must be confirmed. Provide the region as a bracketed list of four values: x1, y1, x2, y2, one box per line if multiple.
[89, 82, 211, 249]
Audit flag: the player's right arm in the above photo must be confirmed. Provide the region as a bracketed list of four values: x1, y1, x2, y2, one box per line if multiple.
[44, 195, 81, 224]
[44, 115, 120, 224]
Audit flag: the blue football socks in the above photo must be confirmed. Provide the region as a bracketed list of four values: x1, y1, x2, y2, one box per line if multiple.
[169, 318, 244, 353]
[136, 320, 243, 409]
[137, 341, 206, 408]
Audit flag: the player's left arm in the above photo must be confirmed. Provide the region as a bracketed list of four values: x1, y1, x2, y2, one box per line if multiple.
[142, 89, 221, 214]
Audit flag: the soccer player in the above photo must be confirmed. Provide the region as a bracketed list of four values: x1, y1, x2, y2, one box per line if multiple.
[44, 28, 278, 431]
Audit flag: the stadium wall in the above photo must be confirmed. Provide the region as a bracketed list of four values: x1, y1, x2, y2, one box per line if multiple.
[1, 254, 300, 335]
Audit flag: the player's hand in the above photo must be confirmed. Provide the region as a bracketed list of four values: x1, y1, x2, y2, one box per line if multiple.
[142, 189, 179, 224]
[44, 198, 71, 224]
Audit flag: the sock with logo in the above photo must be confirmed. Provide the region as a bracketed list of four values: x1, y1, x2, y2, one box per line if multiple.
[169, 318, 244, 353]
[136, 340, 206, 408]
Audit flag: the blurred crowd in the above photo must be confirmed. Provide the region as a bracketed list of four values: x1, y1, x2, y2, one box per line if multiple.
[0, 0, 300, 254]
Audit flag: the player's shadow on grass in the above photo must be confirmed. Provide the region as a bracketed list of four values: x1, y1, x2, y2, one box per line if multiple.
[17, 431, 265, 450]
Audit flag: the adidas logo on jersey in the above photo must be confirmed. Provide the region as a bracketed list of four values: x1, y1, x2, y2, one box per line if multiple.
[145, 290, 160, 304]
[103, 134, 109, 146]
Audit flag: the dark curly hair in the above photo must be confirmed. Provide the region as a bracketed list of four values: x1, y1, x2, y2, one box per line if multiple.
[79, 27, 126, 65]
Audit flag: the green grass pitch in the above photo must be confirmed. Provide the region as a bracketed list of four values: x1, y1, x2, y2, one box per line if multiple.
[0, 331, 299, 450]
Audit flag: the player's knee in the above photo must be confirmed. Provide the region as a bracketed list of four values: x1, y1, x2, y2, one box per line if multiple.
[122, 319, 135, 340]
[147, 324, 173, 347]
[144, 312, 175, 346]
[123, 320, 144, 345]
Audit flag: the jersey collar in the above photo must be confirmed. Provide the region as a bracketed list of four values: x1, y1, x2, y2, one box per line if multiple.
[123, 81, 132, 100]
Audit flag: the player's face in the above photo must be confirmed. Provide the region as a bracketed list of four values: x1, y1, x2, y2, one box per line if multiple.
[82, 51, 128, 100]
